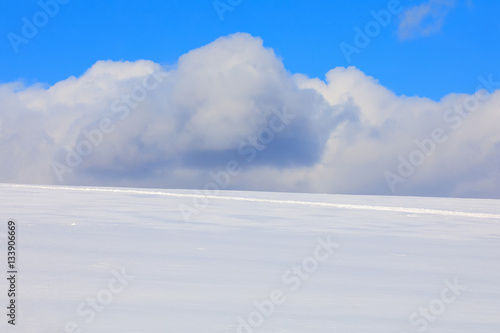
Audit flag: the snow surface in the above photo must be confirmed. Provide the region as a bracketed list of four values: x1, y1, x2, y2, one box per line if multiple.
[1, 183, 499, 332]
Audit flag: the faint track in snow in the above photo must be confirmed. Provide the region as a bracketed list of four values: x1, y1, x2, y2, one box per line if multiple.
[4, 183, 500, 220]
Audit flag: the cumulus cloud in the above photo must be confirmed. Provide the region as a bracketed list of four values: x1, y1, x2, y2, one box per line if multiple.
[1, 33, 499, 198]
[398, 0, 455, 40]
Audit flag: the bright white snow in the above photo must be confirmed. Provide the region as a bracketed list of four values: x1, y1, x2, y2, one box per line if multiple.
[0, 183, 499, 332]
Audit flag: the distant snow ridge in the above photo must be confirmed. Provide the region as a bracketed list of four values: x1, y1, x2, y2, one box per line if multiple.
[5, 184, 500, 220]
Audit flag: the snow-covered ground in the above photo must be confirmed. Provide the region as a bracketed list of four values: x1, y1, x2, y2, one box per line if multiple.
[1, 183, 499, 332]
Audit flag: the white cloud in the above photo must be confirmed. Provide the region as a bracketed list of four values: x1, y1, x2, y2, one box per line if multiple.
[398, 0, 455, 40]
[1, 33, 499, 198]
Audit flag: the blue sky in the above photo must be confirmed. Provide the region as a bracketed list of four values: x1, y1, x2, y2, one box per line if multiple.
[1, 0, 500, 198]
[1, 0, 499, 100]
